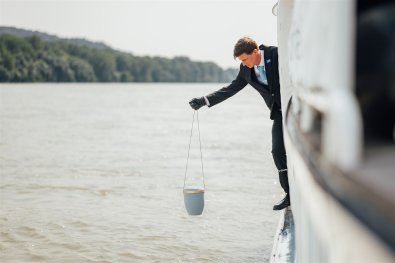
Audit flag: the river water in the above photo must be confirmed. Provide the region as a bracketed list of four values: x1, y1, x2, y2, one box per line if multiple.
[0, 83, 282, 262]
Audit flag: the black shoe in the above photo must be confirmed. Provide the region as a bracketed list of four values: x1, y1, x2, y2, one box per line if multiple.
[273, 194, 290, 210]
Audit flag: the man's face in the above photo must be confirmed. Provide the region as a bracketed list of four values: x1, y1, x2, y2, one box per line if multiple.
[238, 49, 260, 68]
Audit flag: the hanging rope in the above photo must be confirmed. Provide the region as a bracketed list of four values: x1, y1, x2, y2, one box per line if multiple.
[183, 110, 205, 190]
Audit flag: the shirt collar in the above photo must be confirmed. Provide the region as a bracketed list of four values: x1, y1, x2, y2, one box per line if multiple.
[259, 49, 265, 67]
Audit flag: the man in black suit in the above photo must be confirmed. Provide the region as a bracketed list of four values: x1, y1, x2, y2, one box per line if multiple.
[189, 37, 290, 210]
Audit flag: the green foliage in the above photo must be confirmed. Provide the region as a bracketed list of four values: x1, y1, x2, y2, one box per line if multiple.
[0, 33, 237, 82]
[68, 57, 96, 82]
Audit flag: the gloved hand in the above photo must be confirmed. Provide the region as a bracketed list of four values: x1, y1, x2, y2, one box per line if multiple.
[189, 97, 206, 110]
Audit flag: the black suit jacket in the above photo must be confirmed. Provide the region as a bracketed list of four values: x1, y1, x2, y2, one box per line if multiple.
[206, 45, 281, 119]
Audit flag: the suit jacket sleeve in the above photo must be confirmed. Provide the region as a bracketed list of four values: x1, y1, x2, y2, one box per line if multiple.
[206, 64, 248, 107]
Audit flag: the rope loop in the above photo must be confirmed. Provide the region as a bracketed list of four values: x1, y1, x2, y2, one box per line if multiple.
[183, 110, 205, 190]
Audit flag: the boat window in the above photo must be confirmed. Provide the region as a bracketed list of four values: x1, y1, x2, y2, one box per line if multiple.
[355, 2, 395, 146]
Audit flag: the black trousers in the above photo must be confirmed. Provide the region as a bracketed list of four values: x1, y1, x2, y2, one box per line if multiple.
[271, 110, 289, 194]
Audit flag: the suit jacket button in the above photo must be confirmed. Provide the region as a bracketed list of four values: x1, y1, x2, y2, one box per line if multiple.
[271, 94, 274, 96]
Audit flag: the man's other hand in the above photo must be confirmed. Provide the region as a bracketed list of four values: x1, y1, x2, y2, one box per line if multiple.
[189, 97, 206, 110]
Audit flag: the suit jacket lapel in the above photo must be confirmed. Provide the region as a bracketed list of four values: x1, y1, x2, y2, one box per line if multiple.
[263, 48, 273, 89]
[242, 61, 268, 93]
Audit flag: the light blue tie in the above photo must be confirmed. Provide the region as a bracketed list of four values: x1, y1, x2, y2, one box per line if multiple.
[258, 65, 268, 85]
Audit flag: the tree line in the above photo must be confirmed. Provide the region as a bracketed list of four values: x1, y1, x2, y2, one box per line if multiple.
[0, 34, 237, 83]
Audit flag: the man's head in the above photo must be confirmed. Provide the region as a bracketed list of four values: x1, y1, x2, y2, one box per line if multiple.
[233, 37, 261, 68]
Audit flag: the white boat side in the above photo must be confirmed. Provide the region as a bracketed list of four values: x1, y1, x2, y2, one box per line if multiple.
[271, 0, 395, 262]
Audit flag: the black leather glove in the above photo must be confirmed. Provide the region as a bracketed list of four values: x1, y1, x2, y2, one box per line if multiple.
[189, 97, 206, 110]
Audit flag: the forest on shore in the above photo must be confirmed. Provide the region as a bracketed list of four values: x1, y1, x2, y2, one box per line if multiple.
[0, 28, 237, 83]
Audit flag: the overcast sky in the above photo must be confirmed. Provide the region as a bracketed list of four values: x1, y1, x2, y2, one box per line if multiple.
[0, 0, 278, 68]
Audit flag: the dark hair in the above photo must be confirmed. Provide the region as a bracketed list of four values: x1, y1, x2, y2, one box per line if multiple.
[233, 37, 258, 58]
